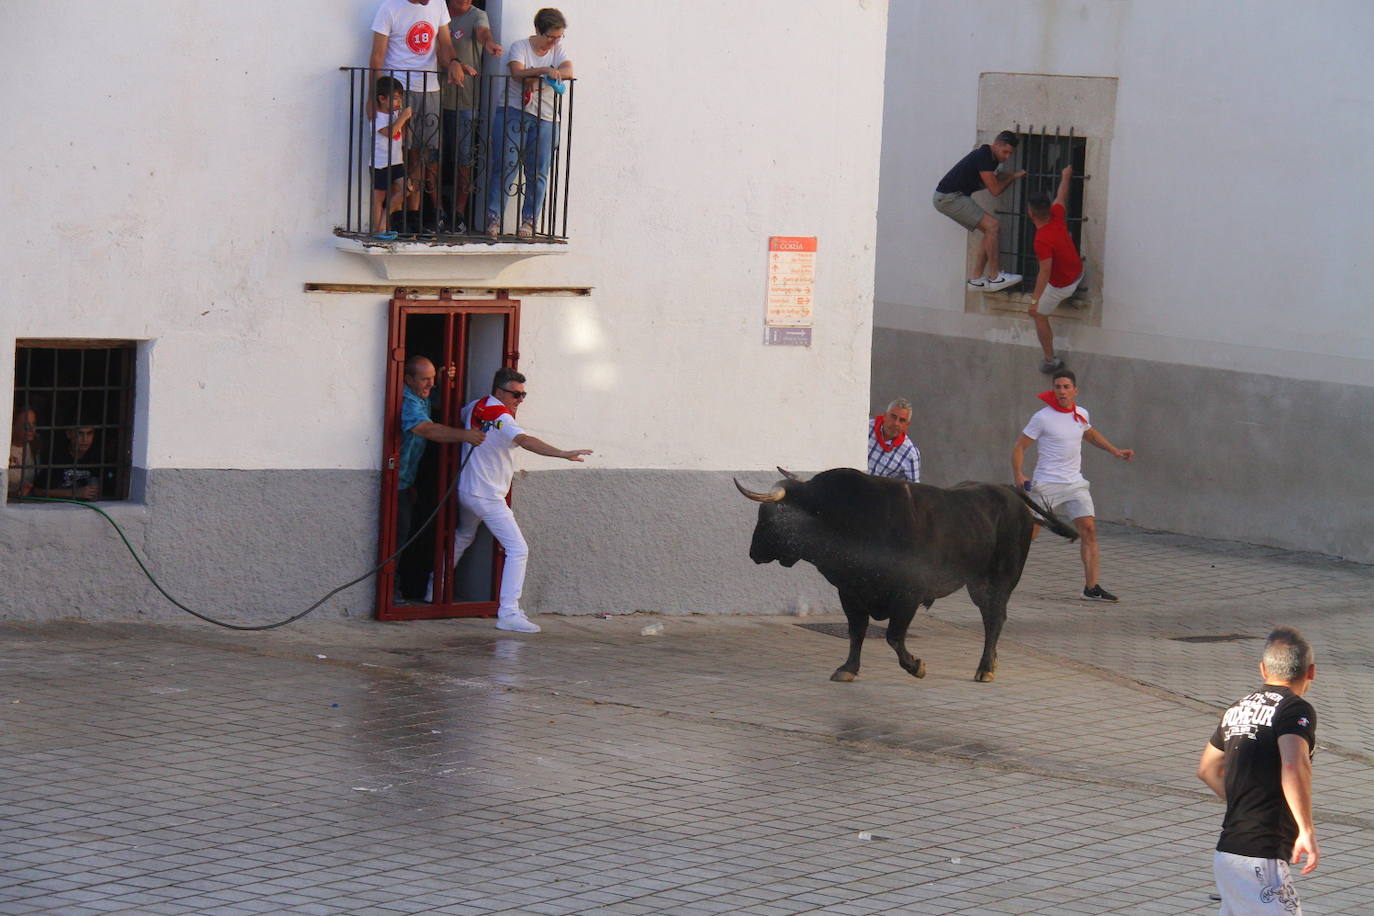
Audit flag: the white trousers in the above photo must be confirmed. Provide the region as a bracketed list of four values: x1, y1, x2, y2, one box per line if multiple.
[1213, 851, 1302, 916]
[453, 492, 528, 617]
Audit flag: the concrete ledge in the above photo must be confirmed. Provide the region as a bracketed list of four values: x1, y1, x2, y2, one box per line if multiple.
[336, 237, 568, 280]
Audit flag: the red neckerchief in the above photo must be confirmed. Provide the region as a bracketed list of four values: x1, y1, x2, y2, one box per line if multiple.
[872, 415, 906, 451]
[1038, 391, 1087, 424]
[469, 396, 511, 430]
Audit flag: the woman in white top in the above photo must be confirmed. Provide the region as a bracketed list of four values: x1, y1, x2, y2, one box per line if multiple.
[484, 8, 573, 238]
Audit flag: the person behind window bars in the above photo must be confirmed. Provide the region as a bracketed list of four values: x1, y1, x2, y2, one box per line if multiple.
[441, 0, 502, 233]
[8, 405, 70, 500]
[1026, 164, 1084, 373]
[933, 129, 1026, 292]
[370, 77, 414, 240]
[484, 7, 573, 239]
[369, 0, 470, 225]
[41, 425, 101, 501]
[8, 405, 40, 498]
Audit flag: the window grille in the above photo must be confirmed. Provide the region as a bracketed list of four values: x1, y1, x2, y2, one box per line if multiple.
[11, 341, 136, 501]
[996, 126, 1089, 294]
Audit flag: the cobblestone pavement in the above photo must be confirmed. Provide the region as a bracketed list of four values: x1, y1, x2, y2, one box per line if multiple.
[2, 525, 1372, 915]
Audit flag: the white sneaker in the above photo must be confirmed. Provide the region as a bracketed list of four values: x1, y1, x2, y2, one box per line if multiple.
[966, 277, 990, 291]
[495, 613, 541, 633]
[984, 272, 1022, 292]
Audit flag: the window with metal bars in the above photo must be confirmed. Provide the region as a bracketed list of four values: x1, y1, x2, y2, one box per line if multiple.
[996, 127, 1088, 294]
[10, 341, 135, 501]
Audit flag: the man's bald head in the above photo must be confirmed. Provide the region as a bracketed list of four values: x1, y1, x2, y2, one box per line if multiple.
[404, 356, 438, 399]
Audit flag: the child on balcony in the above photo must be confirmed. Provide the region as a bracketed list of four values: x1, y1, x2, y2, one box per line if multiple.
[370, 76, 414, 240]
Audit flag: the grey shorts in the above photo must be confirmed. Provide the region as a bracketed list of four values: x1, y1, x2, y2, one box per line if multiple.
[405, 89, 443, 155]
[1032, 478, 1094, 522]
[933, 190, 985, 231]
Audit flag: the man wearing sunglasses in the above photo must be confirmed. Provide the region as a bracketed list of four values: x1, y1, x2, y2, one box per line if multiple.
[452, 367, 592, 632]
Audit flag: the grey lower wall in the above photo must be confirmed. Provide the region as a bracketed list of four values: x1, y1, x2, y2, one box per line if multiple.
[871, 328, 1374, 564]
[514, 469, 838, 616]
[1, 469, 380, 622]
[1, 467, 839, 621]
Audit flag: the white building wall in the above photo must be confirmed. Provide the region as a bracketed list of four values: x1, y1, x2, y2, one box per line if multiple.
[873, 0, 1374, 561]
[0, 1, 889, 619]
[877, 0, 1374, 385]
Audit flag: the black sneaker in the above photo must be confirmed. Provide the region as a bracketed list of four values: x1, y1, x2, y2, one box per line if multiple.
[1082, 584, 1118, 602]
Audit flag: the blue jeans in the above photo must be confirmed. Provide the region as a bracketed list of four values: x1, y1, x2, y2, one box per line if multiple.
[484, 106, 558, 228]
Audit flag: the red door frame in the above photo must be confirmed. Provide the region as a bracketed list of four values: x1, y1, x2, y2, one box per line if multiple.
[375, 292, 521, 621]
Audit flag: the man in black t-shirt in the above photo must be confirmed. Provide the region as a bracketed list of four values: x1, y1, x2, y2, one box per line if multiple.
[1197, 626, 1318, 915]
[932, 129, 1027, 292]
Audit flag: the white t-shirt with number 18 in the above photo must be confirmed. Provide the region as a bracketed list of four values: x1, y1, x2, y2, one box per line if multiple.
[371, 0, 451, 90]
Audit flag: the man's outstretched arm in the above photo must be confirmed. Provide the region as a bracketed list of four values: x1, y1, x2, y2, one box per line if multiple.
[980, 168, 1027, 197]
[1054, 164, 1072, 209]
[1084, 428, 1133, 461]
[514, 434, 592, 462]
[411, 421, 484, 446]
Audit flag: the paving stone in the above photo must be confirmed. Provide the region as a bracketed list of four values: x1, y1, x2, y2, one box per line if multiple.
[1, 527, 1369, 914]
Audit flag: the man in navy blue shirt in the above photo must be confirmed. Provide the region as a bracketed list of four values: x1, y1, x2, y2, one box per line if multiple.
[933, 130, 1026, 292]
[396, 355, 484, 600]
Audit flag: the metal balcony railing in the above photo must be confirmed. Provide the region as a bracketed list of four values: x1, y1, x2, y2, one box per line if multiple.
[337, 67, 575, 243]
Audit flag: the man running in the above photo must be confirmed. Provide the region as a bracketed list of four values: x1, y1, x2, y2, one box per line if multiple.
[1011, 369, 1134, 601]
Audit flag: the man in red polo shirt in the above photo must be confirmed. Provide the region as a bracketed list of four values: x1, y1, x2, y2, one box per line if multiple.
[1026, 164, 1084, 374]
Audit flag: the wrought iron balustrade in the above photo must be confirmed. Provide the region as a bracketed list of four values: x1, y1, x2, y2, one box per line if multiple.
[337, 67, 575, 244]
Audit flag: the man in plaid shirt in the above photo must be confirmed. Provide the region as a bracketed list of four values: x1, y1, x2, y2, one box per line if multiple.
[868, 398, 921, 482]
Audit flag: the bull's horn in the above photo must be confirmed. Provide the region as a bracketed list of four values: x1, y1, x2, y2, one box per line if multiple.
[776, 467, 801, 480]
[734, 478, 785, 502]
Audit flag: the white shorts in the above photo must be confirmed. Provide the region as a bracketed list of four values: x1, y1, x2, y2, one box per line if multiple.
[1032, 478, 1094, 521]
[1033, 273, 1082, 315]
[1213, 851, 1302, 915]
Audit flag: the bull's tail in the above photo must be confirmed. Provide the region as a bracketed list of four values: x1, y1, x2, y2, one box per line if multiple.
[1011, 487, 1078, 541]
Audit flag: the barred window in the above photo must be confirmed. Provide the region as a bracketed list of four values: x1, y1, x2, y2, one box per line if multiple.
[10, 341, 135, 502]
[998, 127, 1089, 294]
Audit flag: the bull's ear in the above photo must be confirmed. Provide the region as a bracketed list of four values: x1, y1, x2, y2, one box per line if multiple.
[776, 467, 801, 480]
[734, 478, 785, 502]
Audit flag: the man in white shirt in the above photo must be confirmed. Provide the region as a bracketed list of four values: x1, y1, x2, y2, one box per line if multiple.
[453, 367, 592, 633]
[369, 0, 471, 217]
[1011, 369, 1134, 602]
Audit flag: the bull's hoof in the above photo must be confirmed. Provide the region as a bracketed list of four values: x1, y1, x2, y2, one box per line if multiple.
[830, 669, 857, 682]
[906, 660, 926, 679]
[974, 669, 996, 683]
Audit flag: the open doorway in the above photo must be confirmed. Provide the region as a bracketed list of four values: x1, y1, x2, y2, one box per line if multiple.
[376, 293, 520, 621]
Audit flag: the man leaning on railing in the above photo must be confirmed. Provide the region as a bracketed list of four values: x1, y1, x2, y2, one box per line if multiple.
[368, 0, 474, 224]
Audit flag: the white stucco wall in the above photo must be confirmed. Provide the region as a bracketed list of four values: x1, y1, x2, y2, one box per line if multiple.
[1, 0, 887, 474]
[876, 0, 1374, 385]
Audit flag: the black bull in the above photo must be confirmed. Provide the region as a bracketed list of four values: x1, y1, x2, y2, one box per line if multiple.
[736, 468, 1077, 683]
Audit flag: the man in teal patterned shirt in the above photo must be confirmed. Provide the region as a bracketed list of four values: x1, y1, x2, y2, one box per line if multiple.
[397, 355, 484, 600]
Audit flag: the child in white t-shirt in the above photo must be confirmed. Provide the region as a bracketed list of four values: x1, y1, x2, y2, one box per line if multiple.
[370, 77, 413, 239]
